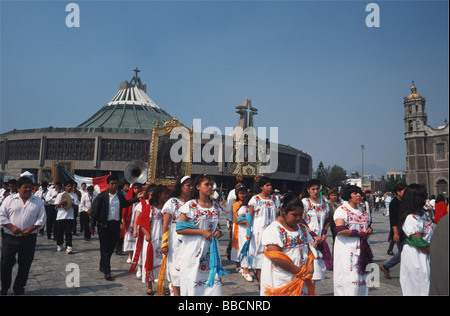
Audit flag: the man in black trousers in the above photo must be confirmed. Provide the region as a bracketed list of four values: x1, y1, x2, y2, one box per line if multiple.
[90, 174, 144, 280]
[0, 176, 47, 295]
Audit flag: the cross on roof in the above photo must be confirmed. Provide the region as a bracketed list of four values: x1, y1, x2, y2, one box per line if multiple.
[133, 67, 140, 80]
[235, 99, 258, 129]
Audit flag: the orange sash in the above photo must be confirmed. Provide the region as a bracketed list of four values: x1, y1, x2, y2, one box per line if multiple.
[231, 201, 242, 250]
[264, 250, 315, 296]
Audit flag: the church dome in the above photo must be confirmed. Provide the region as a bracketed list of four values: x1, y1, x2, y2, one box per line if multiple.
[77, 68, 172, 131]
[407, 82, 422, 99]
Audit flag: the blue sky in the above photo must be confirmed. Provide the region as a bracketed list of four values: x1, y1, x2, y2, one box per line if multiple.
[1, 0, 448, 177]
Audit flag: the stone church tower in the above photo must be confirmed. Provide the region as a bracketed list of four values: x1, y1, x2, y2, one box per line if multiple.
[404, 82, 449, 197]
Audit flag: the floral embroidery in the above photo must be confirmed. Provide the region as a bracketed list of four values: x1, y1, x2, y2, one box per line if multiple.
[278, 224, 308, 248]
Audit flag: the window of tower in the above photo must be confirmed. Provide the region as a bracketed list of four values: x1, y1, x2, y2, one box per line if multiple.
[436, 143, 446, 160]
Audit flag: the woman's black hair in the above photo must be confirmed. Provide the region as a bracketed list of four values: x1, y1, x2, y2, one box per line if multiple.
[170, 176, 192, 199]
[235, 184, 247, 201]
[398, 184, 427, 239]
[192, 174, 215, 199]
[280, 193, 304, 214]
[149, 184, 170, 207]
[302, 178, 321, 198]
[258, 176, 271, 189]
[341, 185, 364, 201]
[237, 191, 255, 212]
[435, 194, 446, 204]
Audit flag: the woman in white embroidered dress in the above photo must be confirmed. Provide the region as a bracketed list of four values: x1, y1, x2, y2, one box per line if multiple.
[138, 184, 170, 295]
[131, 184, 156, 279]
[333, 185, 373, 296]
[398, 183, 435, 296]
[248, 177, 279, 284]
[177, 174, 224, 296]
[236, 191, 254, 282]
[123, 183, 143, 263]
[161, 176, 193, 296]
[261, 194, 316, 296]
[301, 179, 330, 282]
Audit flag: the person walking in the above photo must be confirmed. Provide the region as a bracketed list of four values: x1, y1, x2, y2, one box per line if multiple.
[90, 174, 144, 281]
[333, 185, 373, 296]
[301, 179, 331, 281]
[247, 177, 279, 284]
[0, 176, 47, 295]
[260, 194, 316, 296]
[161, 176, 193, 296]
[434, 195, 447, 224]
[399, 184, 435, 296]
[79, 185, 95, 241]
[45, 182, 61, 240]
[379, 183, 407, 279]
[54, 181, 79, 254]
[176, 174, 226, 296]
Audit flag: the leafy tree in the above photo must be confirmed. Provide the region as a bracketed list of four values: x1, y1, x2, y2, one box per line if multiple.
[326, 164, 348, 190]
[315, 161, 327, 185]
[314, 162, 348, 192]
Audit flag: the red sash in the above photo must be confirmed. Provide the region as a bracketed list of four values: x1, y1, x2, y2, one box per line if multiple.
[121, 187, 135, 238]
[129, 200, 154, 283]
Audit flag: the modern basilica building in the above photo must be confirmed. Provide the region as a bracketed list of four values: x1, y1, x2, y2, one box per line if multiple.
[1, 69, 312, 193]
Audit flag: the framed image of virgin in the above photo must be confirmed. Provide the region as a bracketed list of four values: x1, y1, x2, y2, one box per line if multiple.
[148, 118, 192, 186]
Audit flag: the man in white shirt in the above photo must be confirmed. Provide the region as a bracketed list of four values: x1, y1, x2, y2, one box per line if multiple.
[90, 174, 143, 280]
[54, 181, 79, 254]
[0, 176, 46, 295]
[34, 181, 50, 235]
[79, 185, 94, 241]
[45, 182, 61, 240]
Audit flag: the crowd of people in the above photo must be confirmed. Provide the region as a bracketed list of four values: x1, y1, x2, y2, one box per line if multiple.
[0, 173, 448, 296]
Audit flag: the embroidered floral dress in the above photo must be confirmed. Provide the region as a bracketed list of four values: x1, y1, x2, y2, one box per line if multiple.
[178, 199, 223, 296]
[302, 198, 329, 280]
[400, 213, 434, 296]
[123, 201, 140, 252]
[248, 195, 279, 269]
[136, 201, 164, 284]
[236, 205, 251, 268]
[260, 221, 316, 296]
[161, 197, 186, 287]
[333, 201, 371, 296]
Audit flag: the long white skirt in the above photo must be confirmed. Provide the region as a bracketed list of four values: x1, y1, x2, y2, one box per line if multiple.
[400, 244, 430, 296]
[179, 235, 223, 296]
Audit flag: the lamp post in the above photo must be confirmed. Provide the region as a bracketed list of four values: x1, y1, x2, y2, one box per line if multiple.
[361, 145, 365, 189]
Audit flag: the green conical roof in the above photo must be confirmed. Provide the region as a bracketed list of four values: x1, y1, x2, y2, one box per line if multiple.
[77, 69, 172, 132]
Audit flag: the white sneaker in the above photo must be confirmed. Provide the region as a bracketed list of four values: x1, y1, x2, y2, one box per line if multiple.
[243, 273, 253, 282]
[57, 245, 63, 252]
[66, 246, 73, 254]
[127, 258, 132, 264]
[136, 267, 142, 278]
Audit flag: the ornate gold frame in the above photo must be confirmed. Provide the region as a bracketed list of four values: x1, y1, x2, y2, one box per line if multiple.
[148, 118, 193, 186]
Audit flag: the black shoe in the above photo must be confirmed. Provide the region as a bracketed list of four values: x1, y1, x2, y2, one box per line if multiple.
[104, 273, 114, 281]
[387, 250, 394, 256]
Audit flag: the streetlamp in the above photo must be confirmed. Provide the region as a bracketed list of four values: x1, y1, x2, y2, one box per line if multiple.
[361, 145, 365, 189]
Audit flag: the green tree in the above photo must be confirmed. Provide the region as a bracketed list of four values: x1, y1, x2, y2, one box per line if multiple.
[315, 161, 327, 186]
[326, 164, 348, 190]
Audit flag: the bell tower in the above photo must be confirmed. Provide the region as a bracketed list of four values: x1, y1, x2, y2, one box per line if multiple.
[404, 81, 427, 138]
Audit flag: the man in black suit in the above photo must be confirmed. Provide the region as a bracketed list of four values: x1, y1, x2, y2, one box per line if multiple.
[90, 174, 144, 280]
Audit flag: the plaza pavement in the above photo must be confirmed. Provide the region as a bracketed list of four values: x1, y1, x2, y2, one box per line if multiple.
[1, 206, 401, 296]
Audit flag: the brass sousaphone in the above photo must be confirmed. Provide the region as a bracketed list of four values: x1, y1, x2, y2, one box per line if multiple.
[124, 160, 148, 184]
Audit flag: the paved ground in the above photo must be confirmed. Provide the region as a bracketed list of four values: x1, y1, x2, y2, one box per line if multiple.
[1, 206, 402, 296]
